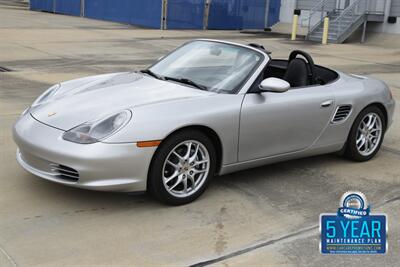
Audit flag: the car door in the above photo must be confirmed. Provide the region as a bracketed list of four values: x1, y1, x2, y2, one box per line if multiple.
[238, 85, 335, 162]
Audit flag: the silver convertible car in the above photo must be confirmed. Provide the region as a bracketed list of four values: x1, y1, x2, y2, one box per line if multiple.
[14, 40, 395, 204]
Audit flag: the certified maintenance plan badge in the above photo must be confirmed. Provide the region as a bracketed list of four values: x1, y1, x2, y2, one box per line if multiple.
[320, 192, 387, 254]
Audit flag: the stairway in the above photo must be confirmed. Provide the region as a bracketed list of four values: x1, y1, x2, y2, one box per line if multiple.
[306, 0, 369, 43]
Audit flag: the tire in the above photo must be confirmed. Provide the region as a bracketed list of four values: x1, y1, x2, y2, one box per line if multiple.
[148, 130, 216, 205]
[345, 106, 386, 162]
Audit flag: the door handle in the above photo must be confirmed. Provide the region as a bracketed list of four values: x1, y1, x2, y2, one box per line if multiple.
[321, 100, 333, 108]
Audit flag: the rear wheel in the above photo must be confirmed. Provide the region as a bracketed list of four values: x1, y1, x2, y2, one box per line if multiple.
[345, 106, 386, 161]
[148, 130, 216, 205]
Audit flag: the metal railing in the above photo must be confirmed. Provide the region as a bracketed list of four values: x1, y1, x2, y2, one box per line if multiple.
[306, 0, 386, 32]
[335, 0, 386, 13]
[307, 0, 336, 34]
[330, 0, 367, 38]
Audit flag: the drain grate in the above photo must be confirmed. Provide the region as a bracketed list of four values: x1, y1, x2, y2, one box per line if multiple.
[0, 66, 13, 72]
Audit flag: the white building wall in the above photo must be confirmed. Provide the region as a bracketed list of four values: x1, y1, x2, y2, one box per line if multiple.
[278, 0, 400, 34]
[390, 0, 400, 16]
[279, 0, 297, 23]
[279, 0, 326, 28]
[368, 0, 400, 34]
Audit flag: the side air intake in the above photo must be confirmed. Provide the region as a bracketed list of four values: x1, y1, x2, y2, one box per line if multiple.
[332, 105, 352, 123]
[50, 163, 79, 182]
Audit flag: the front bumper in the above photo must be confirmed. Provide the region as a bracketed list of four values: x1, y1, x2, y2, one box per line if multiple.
[13, 114, 156, 192]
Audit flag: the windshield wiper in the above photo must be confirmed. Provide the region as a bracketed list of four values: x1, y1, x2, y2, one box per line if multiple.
[140, 69, 165, 80]
[164, 76, 208, 91]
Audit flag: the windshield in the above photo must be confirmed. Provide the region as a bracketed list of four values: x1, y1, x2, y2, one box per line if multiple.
[149, 41, 263, 94]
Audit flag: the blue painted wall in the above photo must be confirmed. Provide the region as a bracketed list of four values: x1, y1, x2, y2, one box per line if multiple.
[167, 0, 205, 29]
[30, 0, 281, 29]
[208, 0, 280, 29]
[30, 0, 53, 12]
[55, 0, 81, 16]
[267, 0, 281, 27]
[208, 0, 279, 30]
[84, 0, 162, 28]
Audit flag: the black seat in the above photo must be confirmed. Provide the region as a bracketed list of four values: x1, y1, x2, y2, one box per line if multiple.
[283, 58, 309, 87]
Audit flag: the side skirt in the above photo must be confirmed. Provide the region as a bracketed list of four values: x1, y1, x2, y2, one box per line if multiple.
[218, 143, 344, 176]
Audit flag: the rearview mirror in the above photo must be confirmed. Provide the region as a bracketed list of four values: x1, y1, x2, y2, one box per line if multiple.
[210, 46, 222, 56]
[259, 78, 290, 93]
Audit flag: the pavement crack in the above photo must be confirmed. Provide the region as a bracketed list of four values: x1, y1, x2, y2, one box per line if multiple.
[0, 244, 18, 267]
[21, 207, 106, 221]
[375, 195, 400, 208]
[382, 146, 400, 157]
[189, 194, 400, 267]
[189, 225, 319, 267]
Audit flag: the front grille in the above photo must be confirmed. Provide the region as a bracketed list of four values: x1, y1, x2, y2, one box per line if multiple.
[332, 105, 352, 123]
[50, 163, 79, 182]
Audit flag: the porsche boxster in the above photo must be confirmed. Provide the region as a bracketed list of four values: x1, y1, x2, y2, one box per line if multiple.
[13, 40, 395, 204]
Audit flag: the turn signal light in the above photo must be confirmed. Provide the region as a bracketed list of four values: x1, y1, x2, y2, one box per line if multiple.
[137, 140, 162, 147]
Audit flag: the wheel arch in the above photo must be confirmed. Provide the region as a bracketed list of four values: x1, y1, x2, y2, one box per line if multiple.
[146, 125, 224, 189]
[330, 102, 388, 156]
[343, 102, 387, 161]
[363, 102, 388, 130]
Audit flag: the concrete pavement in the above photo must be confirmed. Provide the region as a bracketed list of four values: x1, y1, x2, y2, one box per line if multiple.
[0, 1, 399, 266]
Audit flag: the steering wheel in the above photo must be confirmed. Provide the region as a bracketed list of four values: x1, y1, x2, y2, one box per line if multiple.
[288, 50, 316, 85]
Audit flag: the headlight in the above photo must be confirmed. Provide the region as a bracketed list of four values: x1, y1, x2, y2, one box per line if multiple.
[62, 110, 132, 144]
[32, 84, 61, 106]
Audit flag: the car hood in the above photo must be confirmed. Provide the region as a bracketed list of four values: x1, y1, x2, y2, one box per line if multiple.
[31, 72, 214, 130]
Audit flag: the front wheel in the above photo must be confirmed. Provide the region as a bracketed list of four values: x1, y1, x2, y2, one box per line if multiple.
[345, 106, 386, 161]
[148, 130, 216, 205]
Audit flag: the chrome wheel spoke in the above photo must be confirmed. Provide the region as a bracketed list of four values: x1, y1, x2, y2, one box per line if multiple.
[165, 171, 179, 184]
[169, 174, 183, 191]
[183, 178, 188, 194]
[366, 114, 373, 127]
[356, 135, 363, 144]
[188, 174, 196, 189]
[189, 143, 200, 163]
[194, 160, 208, 167]
[368, 117, 377, 130]
[193, 168, 207, 175]
[184, 142, 192, 160]
[166, 160, 179, 170]
[370, 135, 378, 141]
[172, 151, 184, 161]
[366, 139, 372, 151]
[357, 137, 366, 150]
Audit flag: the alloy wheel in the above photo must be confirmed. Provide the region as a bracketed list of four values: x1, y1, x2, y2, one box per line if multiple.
[356, 113, 382, 156]
[162, 140, 210, 198]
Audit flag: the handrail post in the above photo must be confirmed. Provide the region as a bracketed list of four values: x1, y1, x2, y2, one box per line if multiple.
[321, 3, 324, 21]
[361, 20, 367, 43]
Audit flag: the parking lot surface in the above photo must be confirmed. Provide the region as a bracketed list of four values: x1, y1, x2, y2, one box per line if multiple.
[0, 1, 399, 266]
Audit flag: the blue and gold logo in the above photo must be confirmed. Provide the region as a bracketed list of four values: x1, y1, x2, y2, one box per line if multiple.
[320, 191, 387, 254]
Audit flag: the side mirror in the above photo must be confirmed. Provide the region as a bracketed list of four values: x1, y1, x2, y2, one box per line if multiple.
[259, 78, 290, 93]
